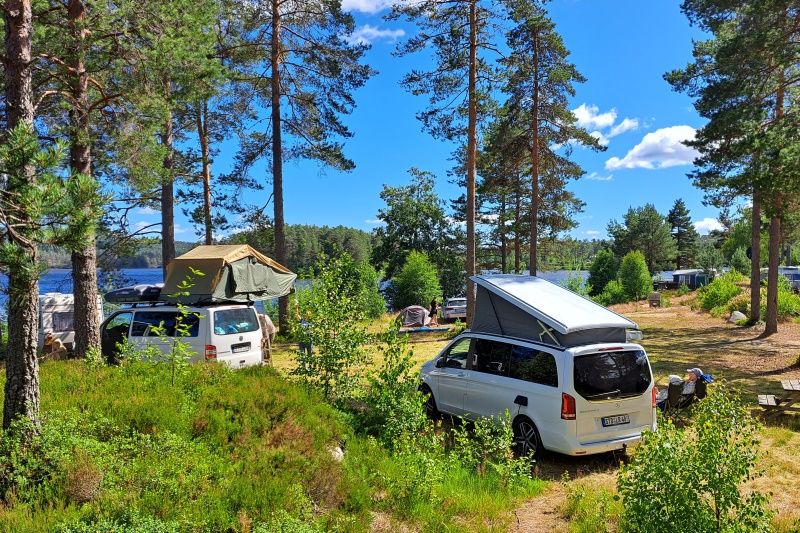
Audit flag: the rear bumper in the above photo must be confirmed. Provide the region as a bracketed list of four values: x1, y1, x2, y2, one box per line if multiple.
[545, 422, 656, 456]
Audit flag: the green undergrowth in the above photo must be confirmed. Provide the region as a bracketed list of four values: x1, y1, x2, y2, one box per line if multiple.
[0, 360, 542, 531]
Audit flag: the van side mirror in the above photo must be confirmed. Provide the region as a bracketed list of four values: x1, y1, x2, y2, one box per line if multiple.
[435, 358, 445, 368]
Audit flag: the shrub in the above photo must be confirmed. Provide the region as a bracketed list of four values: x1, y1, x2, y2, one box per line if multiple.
[587, 249, 619, 296]
[759, 275, 800, 320]
[727, 293, 750, 316]
[561, 271, 591, 296]
[618, 251, 652, 301]
[292, 254, 369, 404]
[677, 283, 690, 296]
[698, 272, 742, 312]
[618, 386, 771, 532]
[730, 247, 750, 275]
[389, 251, 442, 309]
[562, 481, 621, 533]
[595, 280, 627, 306]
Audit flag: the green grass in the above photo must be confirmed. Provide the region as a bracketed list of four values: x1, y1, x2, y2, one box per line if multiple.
[0, 359, 541, 531]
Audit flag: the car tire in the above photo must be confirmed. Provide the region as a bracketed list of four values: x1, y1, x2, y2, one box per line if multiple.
[419, 384, 439, 419]
[513, 416, 543, 457]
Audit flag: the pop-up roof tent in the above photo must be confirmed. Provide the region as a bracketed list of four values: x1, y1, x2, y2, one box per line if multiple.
[471, 275, 639, 348]
[162, 245, 297, 304]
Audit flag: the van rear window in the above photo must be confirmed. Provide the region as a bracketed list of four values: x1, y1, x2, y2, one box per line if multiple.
[573, 350, 651, 401]
[213, 308, 259, 335]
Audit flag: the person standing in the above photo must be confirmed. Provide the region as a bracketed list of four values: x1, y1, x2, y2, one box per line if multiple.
[429, 298, 439, 326]
[257, 312, 277, 365]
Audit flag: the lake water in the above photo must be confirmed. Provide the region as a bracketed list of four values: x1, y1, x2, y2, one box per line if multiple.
[0, 267, 674, 316]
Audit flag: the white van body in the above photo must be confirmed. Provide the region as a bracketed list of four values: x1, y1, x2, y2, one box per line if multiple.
[420, 332, 657, 456]
[100, 303, 263, 369]
[38, 292, 104, 351]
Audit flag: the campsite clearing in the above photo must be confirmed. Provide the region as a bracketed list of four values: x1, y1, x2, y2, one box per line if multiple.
[271, 297, 800, 530]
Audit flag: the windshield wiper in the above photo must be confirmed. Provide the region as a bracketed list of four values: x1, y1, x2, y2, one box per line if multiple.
[584, 389, 621, 400]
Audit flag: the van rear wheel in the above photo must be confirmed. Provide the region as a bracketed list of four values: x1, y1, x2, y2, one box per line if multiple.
[513, 416, 543, 457]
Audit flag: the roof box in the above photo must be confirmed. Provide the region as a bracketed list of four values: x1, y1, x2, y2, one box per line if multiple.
[162, 245, 297, 305]
[105, 283, 164, 304]
[471, 275, 638, 348]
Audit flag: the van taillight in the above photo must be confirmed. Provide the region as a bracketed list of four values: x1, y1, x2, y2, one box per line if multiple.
[561, 393, 576, 420]
[652, 386, 658, 408]
[205, 345, 217, 360]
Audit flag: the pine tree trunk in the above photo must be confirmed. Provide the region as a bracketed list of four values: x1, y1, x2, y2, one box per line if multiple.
[500, 194, 507, 274]
[272, 0, 288, 333]
[3, 0, 40, 430]
[197, 99, 213, 245]
[68, 0, 100, 358]
[465, 0, 478, 325]
[161, 103, 176, 277]
[750, 189, 761, 322]
[764, 213, 781, 336]
[514, 176, 521, 274]
[528, 32, 540, 276]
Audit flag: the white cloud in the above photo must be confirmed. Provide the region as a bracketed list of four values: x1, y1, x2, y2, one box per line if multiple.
[608, 118, 639, 138]
[133, 221, 156, 231]
[694, 218, 724, 235]
[341, 0, 395, 13]
[571, 104, 639, 148]
[346, 24, 405, 45]
[174, 223, 190, 236]
[365, 219, 384, 225]
[585, 172, 613, 181]
[573, 104, 617, 130]
[590, 130, 610, 147]
[605, 125, 699, 170]
[585, 230, 602, 237]
[136, 207, 159, 216]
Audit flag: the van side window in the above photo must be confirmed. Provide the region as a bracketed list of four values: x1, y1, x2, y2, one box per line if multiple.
[509, 346, 558, 387]
[442, 337, 471, 369]
[131, 311, 199, 337]
[472, 338, 511, 376]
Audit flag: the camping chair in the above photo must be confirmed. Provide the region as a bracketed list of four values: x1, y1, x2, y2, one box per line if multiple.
[663, 381, 684, 415]
[694, 380, 708, 400]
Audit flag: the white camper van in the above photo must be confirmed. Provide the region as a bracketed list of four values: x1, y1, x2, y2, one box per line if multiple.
[100, 303, 264, 368]
[419, 275, 657, 457]
[38, 292, 104, 352]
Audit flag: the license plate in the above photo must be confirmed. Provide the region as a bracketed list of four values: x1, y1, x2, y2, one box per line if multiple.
[602, 414, 630, 427]
[232, 342, 250, 354]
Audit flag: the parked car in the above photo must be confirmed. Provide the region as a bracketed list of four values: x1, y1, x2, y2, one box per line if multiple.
[100, 303, 263, 368]
[419, 275, 656, 457]
[442, 297, 467, 321]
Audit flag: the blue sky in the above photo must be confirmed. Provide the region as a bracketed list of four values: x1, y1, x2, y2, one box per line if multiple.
[131, 0, 724, 242]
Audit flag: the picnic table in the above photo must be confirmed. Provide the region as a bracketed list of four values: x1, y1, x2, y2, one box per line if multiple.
[758, 379, 800, 418]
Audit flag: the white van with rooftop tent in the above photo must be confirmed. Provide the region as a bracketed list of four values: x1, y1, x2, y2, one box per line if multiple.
[419, 275, 657, 457]
[100, 245, 296, 368]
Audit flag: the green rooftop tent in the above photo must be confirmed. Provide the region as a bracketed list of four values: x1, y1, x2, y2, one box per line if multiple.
[162, 245, 297, 305]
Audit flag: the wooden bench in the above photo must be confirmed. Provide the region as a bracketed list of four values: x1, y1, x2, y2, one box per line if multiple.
[648, 292, 662, 308]
[758, 394, 779, 408]
[758, 381, 800, 418]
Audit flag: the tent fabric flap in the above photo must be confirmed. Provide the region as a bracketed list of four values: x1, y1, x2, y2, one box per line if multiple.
[470, 275, 636, 348]
[163, 245, 296, 304]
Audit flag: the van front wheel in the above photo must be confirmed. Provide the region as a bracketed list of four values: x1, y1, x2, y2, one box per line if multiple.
[513, 416, 543, 457]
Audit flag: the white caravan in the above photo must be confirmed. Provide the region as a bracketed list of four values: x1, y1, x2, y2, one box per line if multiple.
[38, 292, 104, 352]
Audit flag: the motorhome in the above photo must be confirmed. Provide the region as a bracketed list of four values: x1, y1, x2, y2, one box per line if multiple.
[38, 292, 104, 352]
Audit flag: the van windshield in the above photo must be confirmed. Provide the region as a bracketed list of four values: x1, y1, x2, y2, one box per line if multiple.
[213, 308, 259, 335]
[573, 350, 651, 401]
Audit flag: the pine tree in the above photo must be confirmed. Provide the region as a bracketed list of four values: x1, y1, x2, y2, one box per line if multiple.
[667, 199, 699, 270]
[391, 0, 502, 324]
[608, 204, 678, 273]
[500, 0, 602, 273]
[668, 0, 800, 334]
[224, 0, 373, 333]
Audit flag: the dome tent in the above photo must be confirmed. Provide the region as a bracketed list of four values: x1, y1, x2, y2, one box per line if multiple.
[162, 245, 296, 305]
[396, 305, 431, 327]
